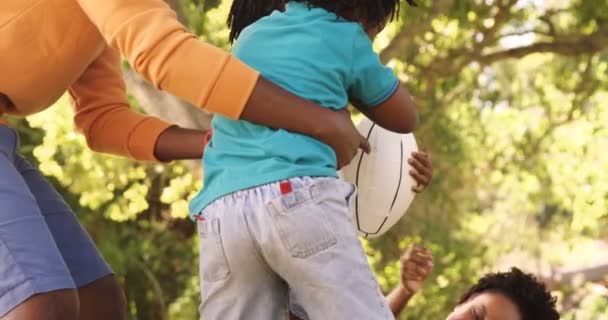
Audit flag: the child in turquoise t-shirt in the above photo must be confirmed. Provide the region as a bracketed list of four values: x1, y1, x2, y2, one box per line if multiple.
[192, 1, 425, 319]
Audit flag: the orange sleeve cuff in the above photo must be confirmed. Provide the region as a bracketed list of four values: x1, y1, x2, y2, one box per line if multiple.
[127, 117, 174, 161]
[204, 57, 260, 120]
[69, 45, 175, 162]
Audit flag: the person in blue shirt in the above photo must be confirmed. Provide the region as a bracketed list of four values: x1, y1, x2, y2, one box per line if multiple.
[192, 1, 422, 318]
[291, 247, 560, 320]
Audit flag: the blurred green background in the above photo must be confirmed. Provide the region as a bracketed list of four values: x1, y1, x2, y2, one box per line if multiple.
[8, 0, 608, 318]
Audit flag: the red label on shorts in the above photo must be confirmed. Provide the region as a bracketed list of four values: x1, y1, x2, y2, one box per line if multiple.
[280, 181, 292, 195]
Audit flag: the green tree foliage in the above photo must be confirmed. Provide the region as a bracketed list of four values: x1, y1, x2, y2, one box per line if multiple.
[9, 0, 607, 318]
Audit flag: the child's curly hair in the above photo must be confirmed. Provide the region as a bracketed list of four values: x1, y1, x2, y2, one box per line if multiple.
[459, 267, 560, 320]
[227, 0, 417, 43]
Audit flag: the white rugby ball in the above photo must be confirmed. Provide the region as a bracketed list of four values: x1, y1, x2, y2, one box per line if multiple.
[339, 117, 418, 239]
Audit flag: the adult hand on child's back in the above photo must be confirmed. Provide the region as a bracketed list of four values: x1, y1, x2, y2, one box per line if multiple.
[328, 109, 371, 169]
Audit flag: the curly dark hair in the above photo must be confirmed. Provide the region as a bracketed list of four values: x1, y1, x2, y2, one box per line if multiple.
[227, 0, 417, 43]
[459, 267, 560, 320]
[227, 0, 283, 43]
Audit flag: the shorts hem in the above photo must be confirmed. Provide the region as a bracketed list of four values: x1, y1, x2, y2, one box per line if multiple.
[74, 269, 115, 288]
[0, 275, 75, 317]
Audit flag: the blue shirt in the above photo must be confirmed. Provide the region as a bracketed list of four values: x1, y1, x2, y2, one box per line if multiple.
[189, 1, 399, 214]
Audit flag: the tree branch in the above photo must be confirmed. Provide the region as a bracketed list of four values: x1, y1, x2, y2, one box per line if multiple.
[543, 263, 608, 290]
[498, 29, 554, 39]
[380, 0, 456, 63]
[478, 32, 607, 66]
[122, 68, 212, 131]
[477, 0, 519, 48]
[138, 257, 169, 320]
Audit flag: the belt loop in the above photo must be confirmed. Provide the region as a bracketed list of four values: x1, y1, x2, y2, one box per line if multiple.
[211, 218, 220, 233]
[198, 217, 219, 234]
[310, 182, 321, 203]
[281, 192, 297, 209]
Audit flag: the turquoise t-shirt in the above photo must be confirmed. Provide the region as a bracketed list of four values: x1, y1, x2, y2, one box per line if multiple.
[189, 1, 399, 214]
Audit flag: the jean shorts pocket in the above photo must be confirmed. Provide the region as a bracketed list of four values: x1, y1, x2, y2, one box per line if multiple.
[198, 218, 230, 282]
[267, 189, 337, 259]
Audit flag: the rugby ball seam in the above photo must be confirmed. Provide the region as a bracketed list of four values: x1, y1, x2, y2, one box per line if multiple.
[354, 123, 397, 239]
[389, 140, 404, 212]
[354, 122, 376, 238]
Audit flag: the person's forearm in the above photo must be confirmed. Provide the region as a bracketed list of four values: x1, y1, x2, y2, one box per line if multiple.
[232, 76, 369, 169]
[240, 77, 333, 141]
[154, 126, 208, 161]
[387, 285, 415, 317]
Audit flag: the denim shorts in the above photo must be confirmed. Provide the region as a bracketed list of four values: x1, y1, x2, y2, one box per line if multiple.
[197, 177, 393, 319]
[0, 125, 112, 316]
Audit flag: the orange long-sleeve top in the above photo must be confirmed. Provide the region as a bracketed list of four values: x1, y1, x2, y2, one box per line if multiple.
[0, 0, 259, 161]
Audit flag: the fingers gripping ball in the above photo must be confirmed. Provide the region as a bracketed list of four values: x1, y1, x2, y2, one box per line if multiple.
[338, 117, 418, 239]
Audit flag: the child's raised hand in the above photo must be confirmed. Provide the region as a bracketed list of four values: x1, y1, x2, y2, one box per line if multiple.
[400, 245, 434, 295]
[408, 151, 433, 193]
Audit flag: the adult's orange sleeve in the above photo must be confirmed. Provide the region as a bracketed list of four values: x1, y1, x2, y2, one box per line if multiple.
[69, 46, 173, 161]
[76, 0, 259, 119]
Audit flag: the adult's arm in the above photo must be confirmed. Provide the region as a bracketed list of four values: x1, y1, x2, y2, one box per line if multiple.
[69, 46, 208, 162]
[75, 0, 369, 167]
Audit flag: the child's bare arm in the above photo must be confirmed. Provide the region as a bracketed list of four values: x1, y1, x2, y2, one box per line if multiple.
[351, 85, 418, 134]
